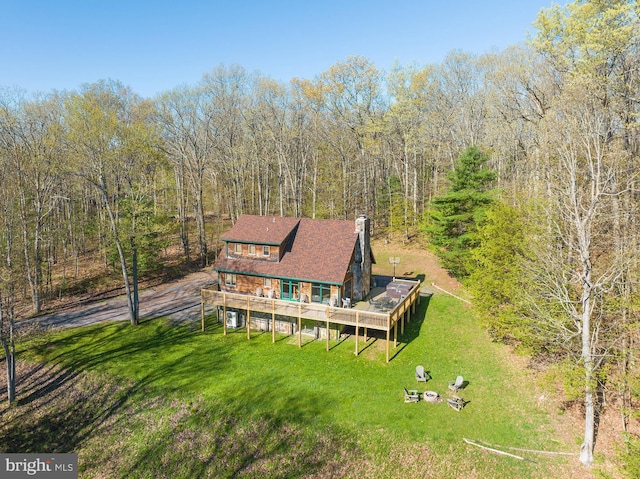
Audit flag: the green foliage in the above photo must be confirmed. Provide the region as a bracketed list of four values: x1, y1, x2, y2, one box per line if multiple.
[467, 200, 586, 356]
[107, 195, 170, 275]
[616, 433, 640, 479]
[542, 359, 585, 403]
[423, 146, 496, 277]
[533, 0, 639, 78]
[467, 202, 531, 345]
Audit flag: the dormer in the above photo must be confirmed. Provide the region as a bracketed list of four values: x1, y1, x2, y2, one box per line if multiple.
[221, 216, 301, 263]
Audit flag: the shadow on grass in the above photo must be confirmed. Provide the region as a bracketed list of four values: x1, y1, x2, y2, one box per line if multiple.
[0, 361, 130, 453]
[1, 319, 360, 477]
[328, 333, 352, 351]
[334, 292, 430, 362]
[387, 343, 409, 362]
[2, 319, 210, 452]
[110, 381, 357, 479]
[354, 337, 378, 354]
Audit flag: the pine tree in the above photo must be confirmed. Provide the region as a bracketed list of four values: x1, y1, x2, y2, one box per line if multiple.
[424, 146, 496, 278]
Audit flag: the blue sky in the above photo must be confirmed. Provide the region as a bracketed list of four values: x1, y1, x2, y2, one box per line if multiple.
[2, 0, 561, 98]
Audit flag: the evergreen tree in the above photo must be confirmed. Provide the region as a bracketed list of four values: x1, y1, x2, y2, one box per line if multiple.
[424, 146, 496, 278]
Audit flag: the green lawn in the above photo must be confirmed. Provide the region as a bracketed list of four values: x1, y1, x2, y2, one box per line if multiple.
[12, 292, 575, 478]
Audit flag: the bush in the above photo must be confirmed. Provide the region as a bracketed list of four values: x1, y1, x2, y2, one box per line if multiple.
[616, 433, 640, 478]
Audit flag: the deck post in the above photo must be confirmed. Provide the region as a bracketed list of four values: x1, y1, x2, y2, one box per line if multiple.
[247, 297, 251, 340]
[272, 300, 276, 343]
[394, 321, 398, 348]
[326, 321, 330, 351]
[355, 312, 359, 356]
[386, 328, 390, 363]
[204, 287, 418, 362]
[386, 313, 391, 362]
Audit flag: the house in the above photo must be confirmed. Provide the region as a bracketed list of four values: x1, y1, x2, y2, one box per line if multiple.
[202, 214, 421, 362]
[212, 214, 374, 308]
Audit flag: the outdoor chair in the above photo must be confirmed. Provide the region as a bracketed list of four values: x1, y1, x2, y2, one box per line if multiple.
[448, 375, 464, 392]
[447, 395, 466, 411]
[404, 387, 419, 403]
[415, 365, 430, 382]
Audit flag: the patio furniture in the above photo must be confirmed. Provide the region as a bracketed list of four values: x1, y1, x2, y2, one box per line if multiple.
[448, 375, 465, 392]
[404, 387, 419, 403]
[447, 395, 466, 411]
[415, 365, 430, 382]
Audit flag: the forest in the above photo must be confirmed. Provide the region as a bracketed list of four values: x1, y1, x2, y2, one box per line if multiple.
[0, 0, 639, 472]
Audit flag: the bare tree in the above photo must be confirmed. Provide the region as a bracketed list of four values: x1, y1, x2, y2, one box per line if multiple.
[64, 80, 157, 326]
[0, 152, 17, 405]
[0, 94, 65, 314]
[533, 83, 627, 466]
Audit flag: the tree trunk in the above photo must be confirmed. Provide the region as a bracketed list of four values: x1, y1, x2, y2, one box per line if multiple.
[175, 163, 190, 262]
[578, 227, 595, 466]
[131, 236, 140, 324]
[100, 179, 138, 326]
[195, 187, 207, 267]
[20, 192, 41, 314]
[1, 336, 16, 405]
[0, 292, 16, 405]
[580, 363, 595, 466]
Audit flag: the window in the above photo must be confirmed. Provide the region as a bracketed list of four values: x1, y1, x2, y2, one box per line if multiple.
[263, 278, 272, 289]
[225, 273, 237, 287]
[311, 283, 331, 304]
[262, 245, 270, 257]
[248, 244, 256, 255]
[234, 243, 242, 255]
[281, 280, 299, 300]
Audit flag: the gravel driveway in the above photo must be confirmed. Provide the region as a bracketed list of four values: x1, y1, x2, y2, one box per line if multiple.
[26, 270, 217, 330]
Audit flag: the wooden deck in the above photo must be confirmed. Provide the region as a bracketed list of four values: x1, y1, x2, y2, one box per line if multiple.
[200, 278, 421, 362]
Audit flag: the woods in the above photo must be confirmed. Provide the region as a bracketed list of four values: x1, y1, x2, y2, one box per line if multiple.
[0, 0, 638, 472]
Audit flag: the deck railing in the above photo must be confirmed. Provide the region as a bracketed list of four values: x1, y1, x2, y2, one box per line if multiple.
[201, 278, 421, 332]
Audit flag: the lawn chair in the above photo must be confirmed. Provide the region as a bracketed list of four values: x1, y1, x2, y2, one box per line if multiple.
[404, 387, 419, 403]
[415, 365, 429, 382]
[447, 395, 466, 411]
[448, 375, 464, 392]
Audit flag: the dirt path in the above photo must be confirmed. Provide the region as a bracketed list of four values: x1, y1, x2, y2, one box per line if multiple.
[26, 270, 217, 329]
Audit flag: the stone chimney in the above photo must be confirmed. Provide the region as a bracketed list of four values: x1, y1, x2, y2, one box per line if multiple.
[352, 215, 372, 300]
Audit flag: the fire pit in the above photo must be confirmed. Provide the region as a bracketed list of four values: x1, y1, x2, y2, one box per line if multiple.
[423, 391, 441, 403]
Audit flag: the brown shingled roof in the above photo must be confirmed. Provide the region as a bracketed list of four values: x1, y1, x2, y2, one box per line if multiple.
[214, 216, 359, 284]
[220, 215, 301, 245]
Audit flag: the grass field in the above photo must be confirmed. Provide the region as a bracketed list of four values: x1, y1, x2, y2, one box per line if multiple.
[0, 287, 584, 478]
